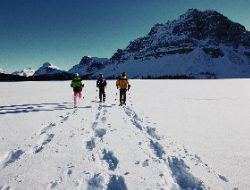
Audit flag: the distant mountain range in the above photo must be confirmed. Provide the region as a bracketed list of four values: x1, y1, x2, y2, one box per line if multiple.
[12, 68, 35, 77]
[1, 9, 250, 81]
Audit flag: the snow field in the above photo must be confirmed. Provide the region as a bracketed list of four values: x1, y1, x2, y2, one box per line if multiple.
[0, 80, 250, 189]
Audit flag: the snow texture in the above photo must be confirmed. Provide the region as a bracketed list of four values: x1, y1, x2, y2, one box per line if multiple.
[0, 80, 249, 189]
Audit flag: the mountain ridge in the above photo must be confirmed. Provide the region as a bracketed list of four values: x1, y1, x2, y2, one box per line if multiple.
[1, 9, 250, 81]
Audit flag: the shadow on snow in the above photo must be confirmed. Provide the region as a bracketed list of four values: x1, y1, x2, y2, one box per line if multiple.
[0, 102, 93, 115]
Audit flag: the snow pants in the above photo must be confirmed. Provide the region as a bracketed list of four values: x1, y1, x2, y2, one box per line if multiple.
[73, 91, 82, 106]
[99, 87, 106, 102]
[120, 89, 127, 104]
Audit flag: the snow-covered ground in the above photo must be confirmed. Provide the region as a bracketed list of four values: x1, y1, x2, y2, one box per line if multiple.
[0, 80, 249, 190]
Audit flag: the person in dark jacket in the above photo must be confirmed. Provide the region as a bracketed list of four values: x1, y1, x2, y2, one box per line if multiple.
[96, 73, 107, 102]
[70, 73, 84, 107]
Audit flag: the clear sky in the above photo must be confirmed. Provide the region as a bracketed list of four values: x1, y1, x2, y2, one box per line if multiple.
[0, 0, 249, 72]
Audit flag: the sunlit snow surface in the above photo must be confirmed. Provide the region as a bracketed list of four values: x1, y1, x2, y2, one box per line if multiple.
[0, 80, 249, 189]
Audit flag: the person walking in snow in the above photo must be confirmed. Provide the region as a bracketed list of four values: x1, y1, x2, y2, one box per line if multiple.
[96, 73, 107, 102]
[70, 73, 84, 107]
[116, 72, 131, 106]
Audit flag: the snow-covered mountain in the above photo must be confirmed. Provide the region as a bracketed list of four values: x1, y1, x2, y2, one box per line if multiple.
[33, 62, 67, 76]
[96, 9, 250, 79]
[12, 68, 35, 77]
[68, 56, 109, 76]
[0, 68, 8, 74]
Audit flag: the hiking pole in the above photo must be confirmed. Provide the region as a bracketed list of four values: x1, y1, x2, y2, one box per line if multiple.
[95, 88, 98, 102]
[115, 92, 118, 101]
[115, 87, 119, 105]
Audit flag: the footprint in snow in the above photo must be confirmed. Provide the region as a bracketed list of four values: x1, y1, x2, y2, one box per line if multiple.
[60, 115, 69, 123]
[95, 128, 106, 140]
[102, 149, 119, 171]
[86, 138, 96, 151]
[32, 133, 54, 154]
[149, 140, 165, 159]
[48, 177, 62, 189]
[66, 163, 75, 176]
[146, 127, 161, 140]
[0, 185, 11, 190]
[168, 156, 205, 190]
[95, 112, 101, 120]
[69, 133, 75, 138]
[142, 159, 149, 167]
[101, 117, 107, 123]
[1, 149, 24, 168]
[218, 174, 229, 182]
[123, 107, 143, 131]
[87, 173, 105, 190]
[67, 169, 73, 176]
[91, 122, 98, 129]
[135, 161, 140, 165]
[107, 175, 128, 190]
[40, 123, 56, 135]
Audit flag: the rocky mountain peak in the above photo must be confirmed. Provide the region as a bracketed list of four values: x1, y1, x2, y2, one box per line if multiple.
[42, 62, 52, 67]
[173, 9, 248, 45]
[79, 56, 93, 65]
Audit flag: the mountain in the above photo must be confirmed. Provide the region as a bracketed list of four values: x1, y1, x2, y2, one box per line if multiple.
[97, 9, 250, 79]
[0, 63, 73, 81]
[68, 56, 109, 77]
[12, 68, 35, 77]
[31, 62, 73, 80]
[0, 68, 8, 74]
[33, 62, 66, 76]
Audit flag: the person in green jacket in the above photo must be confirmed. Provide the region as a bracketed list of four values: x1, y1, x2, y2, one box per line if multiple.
[71, 73, 84, 107]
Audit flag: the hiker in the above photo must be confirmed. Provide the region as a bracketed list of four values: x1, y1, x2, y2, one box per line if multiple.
[96, 73, 107, 102]
[116, 72, 131, 106]
[70, 73, 84, 107]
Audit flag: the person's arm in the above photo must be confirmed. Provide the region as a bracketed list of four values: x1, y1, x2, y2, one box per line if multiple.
[127, 79, 131, 91]
[96, 80, 99, 88]
[70, 81, 74, 88]
[116, 79, 119, 89]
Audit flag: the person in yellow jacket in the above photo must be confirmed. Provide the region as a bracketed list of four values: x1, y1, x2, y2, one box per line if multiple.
[116, 72, 131, 106]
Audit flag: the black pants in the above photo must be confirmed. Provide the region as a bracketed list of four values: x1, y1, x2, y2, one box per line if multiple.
[120, 89, 127, 104]
[99, 87, 106, 101]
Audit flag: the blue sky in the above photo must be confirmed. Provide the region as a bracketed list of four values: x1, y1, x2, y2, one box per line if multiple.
[0, 0, 249, 72]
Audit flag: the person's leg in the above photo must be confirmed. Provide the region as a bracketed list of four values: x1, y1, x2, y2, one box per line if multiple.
[78, 91, 82, 99]
[102, 88, 106, 102]
[121, 89, 126, 105]
[74, 91, 82, 106]
[99, 88, 102, 102]
[124, 89, 127, 104]
[73, 92, 77, 106]
[120, 89, 123, 104]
